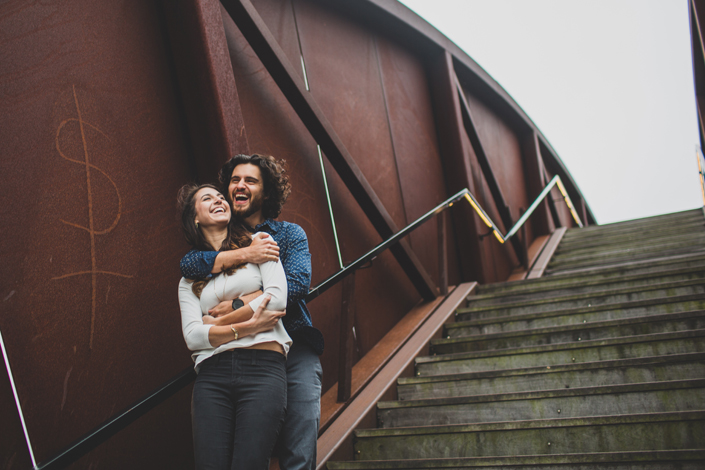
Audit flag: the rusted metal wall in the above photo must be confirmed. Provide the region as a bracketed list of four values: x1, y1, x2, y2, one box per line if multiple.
[0, 0, 195, 466]
[0, 0, 592, 467]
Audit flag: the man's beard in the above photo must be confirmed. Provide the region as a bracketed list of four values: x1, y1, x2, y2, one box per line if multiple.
[230, 193, 263, 222]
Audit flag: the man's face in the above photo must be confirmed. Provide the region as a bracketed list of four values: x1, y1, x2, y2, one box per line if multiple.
[228, 163, 264, 221]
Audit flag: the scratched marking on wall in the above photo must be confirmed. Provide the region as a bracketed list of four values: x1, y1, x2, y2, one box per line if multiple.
[53, 85, 133, 349]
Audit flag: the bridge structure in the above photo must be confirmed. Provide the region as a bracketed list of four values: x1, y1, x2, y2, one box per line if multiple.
[4, 1, 701, 469]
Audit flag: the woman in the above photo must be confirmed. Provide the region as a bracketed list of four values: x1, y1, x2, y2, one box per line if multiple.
[177, 183, 291, 470]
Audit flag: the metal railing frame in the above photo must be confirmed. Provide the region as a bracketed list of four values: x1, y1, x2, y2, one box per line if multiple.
[23, 176, 582, 469]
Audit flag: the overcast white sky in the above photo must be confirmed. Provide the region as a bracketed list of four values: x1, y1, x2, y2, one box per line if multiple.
[399, 0, 702, 224]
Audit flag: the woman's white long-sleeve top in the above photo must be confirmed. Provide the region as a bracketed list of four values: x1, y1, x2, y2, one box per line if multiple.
[178, 247, 291, 371]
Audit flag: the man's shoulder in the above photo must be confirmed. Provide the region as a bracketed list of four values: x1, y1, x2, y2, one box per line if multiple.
[268, 219, 307, 240]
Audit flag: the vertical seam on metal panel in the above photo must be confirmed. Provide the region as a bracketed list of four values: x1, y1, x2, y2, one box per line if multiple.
[373, 34, 410, 233]
[291, 0, 344, 269]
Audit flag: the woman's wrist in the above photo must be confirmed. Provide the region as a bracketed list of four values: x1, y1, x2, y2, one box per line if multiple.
[235, 318, 256, 337]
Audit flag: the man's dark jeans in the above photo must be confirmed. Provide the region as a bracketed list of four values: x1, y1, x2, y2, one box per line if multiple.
[275, 341, 322, 470]
[192, 349, 287, 470]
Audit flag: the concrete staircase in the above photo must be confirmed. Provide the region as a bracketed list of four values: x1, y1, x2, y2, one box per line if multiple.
[327, 209, 705, 469]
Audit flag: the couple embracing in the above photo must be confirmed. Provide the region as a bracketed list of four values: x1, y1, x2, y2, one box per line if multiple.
[177, 154, 324, 470]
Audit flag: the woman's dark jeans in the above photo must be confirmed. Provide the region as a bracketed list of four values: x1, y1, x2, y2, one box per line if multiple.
[192, 349, 287, 470]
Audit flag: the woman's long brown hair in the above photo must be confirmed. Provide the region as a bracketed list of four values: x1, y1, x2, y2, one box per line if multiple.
[177, 183, 253, 297]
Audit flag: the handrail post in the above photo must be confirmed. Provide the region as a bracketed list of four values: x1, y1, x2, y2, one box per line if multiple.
[519, 208, 529, 269]
[337, 272, 356, 402]
[438, 211, 448, 296]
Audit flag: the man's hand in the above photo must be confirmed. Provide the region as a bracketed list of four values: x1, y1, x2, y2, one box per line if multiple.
[208, 300, 234, 318]
[245, 233, 280, 264]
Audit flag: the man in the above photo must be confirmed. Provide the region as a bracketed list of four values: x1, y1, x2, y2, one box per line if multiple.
[181, 154, 324, 470]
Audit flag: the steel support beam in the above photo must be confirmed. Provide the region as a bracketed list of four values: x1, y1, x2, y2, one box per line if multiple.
[161, 0, 250, 179]
[523, 130, 555, 236]
[455, 78, 526, 264]
[220, 0, 437, 300]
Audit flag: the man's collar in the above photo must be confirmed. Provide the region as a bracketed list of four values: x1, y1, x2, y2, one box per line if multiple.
[252, 218, 281, 234]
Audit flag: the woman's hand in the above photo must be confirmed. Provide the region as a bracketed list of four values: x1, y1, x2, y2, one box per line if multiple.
[202, 315, 216, 325]
[208, 300, 234, 318]
[245, 296, 285, 336]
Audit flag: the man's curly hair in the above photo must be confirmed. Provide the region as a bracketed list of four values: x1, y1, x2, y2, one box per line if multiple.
[218, 154, 292, 220]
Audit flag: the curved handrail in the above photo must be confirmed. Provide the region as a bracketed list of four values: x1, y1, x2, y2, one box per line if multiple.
[30, 176, 582, 469]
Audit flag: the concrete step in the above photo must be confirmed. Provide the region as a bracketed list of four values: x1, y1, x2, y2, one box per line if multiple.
[562, 222, 703, 245]
[552, 233, 705, 262]
[458, 279, 705, 319]
[547, 246, 705, 274]
[397, 353, 705, 401]
[544, 252, 705, 278]
[468, 268, 705, 308]
[454, 294, 705, 333]
[353, 411, 705, 460]
[479, 254, 705, 296]
[415, 329, 705, 376]
[377, 379, 705, 428]
[327, 450, 705, 469]
[556, 224, 705, 252]
[437, 310, 705, 354]
[562, 209, 702, 236]
[549, 237, 705, 265]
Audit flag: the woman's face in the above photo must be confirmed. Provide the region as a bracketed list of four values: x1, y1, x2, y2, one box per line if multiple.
[193, 187, 231, 229]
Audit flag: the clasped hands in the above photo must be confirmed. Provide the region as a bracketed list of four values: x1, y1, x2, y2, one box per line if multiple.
[203, 292, 285, 329]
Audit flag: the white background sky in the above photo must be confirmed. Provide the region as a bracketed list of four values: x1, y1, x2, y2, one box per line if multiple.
[399, 0, 702, 224]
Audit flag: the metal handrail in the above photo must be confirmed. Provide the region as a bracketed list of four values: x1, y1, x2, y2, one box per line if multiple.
[31, 175, 583, 469]
[697, 146, 705, 207]
[306, 188, 470, 301]
[308, 174, 582, 301]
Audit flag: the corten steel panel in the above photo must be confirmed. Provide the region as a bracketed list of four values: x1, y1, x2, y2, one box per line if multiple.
[691, 0, 705, 147]
[552, 185, 576, 228]
[322, 157, 419, 356]
[222, 0, 438, 302]
[293, 0, 408, 232]
[542, 168, 575, 229]
[161, 0, 250, 177]
[376, 36, 461, 287]
[428, 51, 485, 284]
[464, 92, 530, 231]
[288, 0, 420, 354]
[251, 0, 304, 73]
[0, 1, 195, 462]
[66, 384, 194, 470]
[220, 7, 345, 392]
[523, 131, 555, 238]
[0, 362, 32, 470]
[462, 128, 518, 283]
